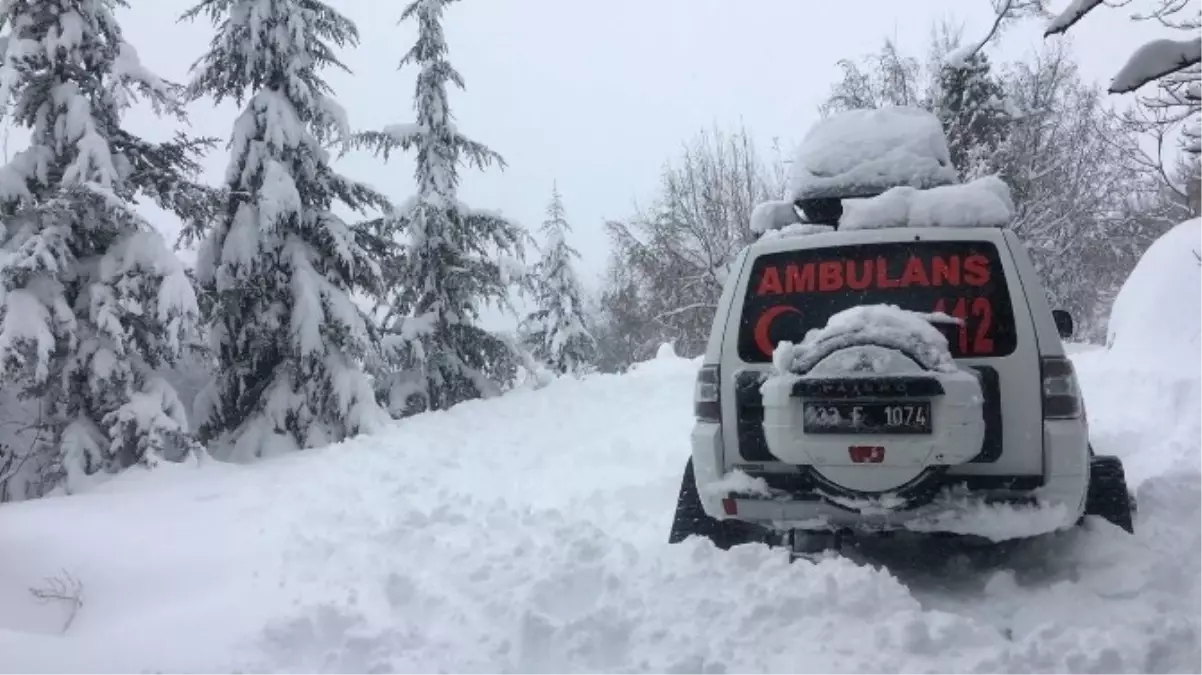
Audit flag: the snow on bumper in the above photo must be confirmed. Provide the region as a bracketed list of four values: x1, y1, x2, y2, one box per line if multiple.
[689, 419, 1089, 539]
[716, 489, 1080, 540]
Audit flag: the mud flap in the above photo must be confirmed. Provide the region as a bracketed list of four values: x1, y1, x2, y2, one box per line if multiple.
[1084, 454, 1136, 534]
[668, 458, 766, 550]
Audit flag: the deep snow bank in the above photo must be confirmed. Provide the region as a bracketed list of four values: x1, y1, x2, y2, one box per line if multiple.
[1075, 345, 1201, 486]
[1084, 217, 1201, 485]
[1106, 218, 1200, 373]
[0, 346, 1198, 673]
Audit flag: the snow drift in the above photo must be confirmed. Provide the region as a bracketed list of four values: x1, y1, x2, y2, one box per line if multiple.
[0, 329, 1198, 672]
[1106, 217, 1200, 373]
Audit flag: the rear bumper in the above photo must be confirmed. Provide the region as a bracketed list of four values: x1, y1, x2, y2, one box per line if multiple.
[689, 420, 1089, 539]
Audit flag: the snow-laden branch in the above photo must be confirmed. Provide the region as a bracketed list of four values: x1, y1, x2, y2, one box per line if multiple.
[1044, 0, 1105, 36]
[1110, 37, 1202, 94]
[1045, 1, 1202, 99]
[956, 0, 1048, 62]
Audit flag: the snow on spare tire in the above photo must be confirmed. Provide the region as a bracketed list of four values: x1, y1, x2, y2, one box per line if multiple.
[760, 305, 985, 497]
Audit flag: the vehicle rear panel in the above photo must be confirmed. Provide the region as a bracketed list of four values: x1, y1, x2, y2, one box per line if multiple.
[718, 227, 1044, 478]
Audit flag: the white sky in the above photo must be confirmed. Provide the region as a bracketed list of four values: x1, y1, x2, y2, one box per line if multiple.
[111, 0, 1167, 305]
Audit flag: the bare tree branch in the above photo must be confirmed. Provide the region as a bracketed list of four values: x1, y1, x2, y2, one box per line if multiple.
[593, 125, 785, 366]
[30, 571, 84, 634]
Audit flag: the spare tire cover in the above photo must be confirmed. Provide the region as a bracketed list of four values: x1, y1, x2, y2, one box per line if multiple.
[760, 343, 985, 495]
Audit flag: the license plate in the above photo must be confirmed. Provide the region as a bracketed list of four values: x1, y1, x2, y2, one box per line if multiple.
[802, 401, 932, 435]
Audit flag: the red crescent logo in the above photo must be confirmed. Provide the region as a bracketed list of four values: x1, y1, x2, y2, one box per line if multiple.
[754, 305, 802, 357]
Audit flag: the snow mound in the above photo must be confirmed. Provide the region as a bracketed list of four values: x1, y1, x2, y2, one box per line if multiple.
[772, 304, 960, 375]
[655, 341, 677, 360]
[905, 495, 1071, 542]
[749, 199, 835, 239]
[750, 199, 800, 234]
[1105, 218, 1200, 373]
[701, 468, 771, 499]
[840, 175, 1015, 230]
[1074, 348, 1201, 485]
[789, 106, 958, 202]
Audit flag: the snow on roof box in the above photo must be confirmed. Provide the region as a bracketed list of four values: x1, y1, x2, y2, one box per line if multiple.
[750, 199, 801, 234]
[840, 175, 1015, 230]
[789, 106, 959, 202]
[749, 174, 1015, 238]
[758, 222, 835, 242]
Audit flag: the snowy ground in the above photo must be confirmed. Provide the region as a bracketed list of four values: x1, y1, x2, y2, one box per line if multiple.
[0, 343, 1198, 673]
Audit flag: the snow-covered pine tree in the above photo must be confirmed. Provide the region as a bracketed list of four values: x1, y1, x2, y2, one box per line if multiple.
[936, 50, 1011, 179]
[357, 0, 529, 415]
[0, 0, 216, 499]
[182, 0, 390, 459]
[522, 184, 594, 375]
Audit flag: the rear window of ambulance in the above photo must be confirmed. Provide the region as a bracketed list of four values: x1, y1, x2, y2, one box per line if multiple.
[737, 240, 1018, 363]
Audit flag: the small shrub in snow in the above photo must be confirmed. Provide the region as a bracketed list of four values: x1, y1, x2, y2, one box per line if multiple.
[0, 0, 215, 498]
[182, 0, 390, 459]
[521, 185, 596, 376]
[355, 0, 531, 415]
[29, 570, 84, 634]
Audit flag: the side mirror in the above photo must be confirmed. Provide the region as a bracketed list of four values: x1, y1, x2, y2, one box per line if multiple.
[1052, 309, 1074, 339]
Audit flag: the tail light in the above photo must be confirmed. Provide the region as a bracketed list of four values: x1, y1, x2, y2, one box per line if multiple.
[1041, 356, 1082, 419]
[694, 364, 721, 422]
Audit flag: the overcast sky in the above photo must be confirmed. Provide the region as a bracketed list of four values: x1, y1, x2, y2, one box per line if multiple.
[113, 0, 1165, 300]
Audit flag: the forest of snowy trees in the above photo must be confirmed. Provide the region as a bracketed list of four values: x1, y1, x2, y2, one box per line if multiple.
[0, 0, 552, 499]
[0, 0, 1196, 500]
[593, 4, 1200, 370]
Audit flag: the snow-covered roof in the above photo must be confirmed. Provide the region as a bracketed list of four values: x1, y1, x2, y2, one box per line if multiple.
[757, 223, 835, 241]
[788, 106, 959, 202]
[751, 175, 1016, 239]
